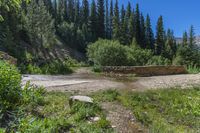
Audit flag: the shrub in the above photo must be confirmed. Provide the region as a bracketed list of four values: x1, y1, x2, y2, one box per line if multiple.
[187, 65, 200, 74]
[0, 61, 45, 129]
[173, 45, 200, 67]
[20, 59, 75, 74]
[92, 65, 102, 73]
[87, 39, 153, 66]
[87, 39, 128, 66]
[127, 46, 153, 66]
[147, 56, 171, 66]
[22, 82, 45, 106]
[41, 60, 73, 74]
[0, 61, 22, 111]
[26, 64, 43, 74]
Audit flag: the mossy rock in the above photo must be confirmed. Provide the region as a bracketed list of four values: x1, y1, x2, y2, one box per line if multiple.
[0, 51, 17, 65]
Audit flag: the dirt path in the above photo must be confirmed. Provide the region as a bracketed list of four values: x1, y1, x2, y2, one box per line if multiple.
[101, 102, 147, 133]
[133, 74, 200, 90]
[22, 72, 200, 94]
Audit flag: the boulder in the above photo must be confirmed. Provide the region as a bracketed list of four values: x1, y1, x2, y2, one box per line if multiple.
[69, 96, 94, 106]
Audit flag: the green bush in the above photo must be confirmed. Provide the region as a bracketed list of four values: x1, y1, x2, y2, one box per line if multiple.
[187, 65, 200, 74]
[92, 65, 102, 73]
[87, 39, 153, 66]
[127, 45, 153, 66]
[173, 45, 200, 67]
[0, 61, 45, 129]
[0, 61, 22, 111]
[41, 60, 73, 74]
[147, 56, 171, 66]
[20, 59, 76, 74]
[22, 82, 45, 106]
[87, 39, 128, 66]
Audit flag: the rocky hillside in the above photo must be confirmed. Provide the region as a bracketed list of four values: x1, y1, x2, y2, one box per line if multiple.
[0, 51, 17, 65]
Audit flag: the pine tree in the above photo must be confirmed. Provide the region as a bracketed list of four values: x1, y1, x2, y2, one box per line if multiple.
[164, 29, 176, 59]
[68, 0, 75, 22]
[140, 13, 146, 48]
[155, 16, 165, 55]
[97, 0, 105, 38]
[74, 0, 80, 24]
[119, 5, 128, 45]
[109, 0, 113, 39]
[182, 31, 188, 46]
[43, 0, 53, 14]
[113, 0, 120, 40]
[126, 2, 131, 21]
[105, 0, 109, 38]
[89, 0, 97, 41]
[25, 0, 55, 48]
[82, 0, 89, 25]
[120, 5, 126, 22]
[53, 0, 58, 19]
[189, 25, 195, 46]
[145, 14, 154, 50]
[127, 10, 135, 44]
[58, 0, 65, 24]
[134, 3, 141, 46]
[63, 0, 67, 20]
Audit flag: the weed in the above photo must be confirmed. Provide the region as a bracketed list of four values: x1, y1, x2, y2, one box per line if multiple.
[92, 89, 120, 102]
[118, 88, 200, 132]
[187, 65, 200, 74]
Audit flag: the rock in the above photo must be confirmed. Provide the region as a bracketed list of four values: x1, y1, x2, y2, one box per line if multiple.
[111, 125, 117, 128]
[89, 116, 100, 122]
[69, 96, 94, 106]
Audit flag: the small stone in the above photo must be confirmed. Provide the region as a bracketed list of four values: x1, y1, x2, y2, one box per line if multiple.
[90, 117, 100, 122]
[69, 96, 94, 106]
[131, 118, 135, 121]
[112, 125, 117, 128]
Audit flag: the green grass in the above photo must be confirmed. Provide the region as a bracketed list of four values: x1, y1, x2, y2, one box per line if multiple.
[92, 88, 200, 133]
[187, 65, 200, 74]
[92, 89, 120, 102]
[14, 92, 113, 133]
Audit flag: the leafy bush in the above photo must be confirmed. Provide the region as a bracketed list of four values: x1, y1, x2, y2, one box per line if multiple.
[26, 64, 43, 74]
[87, 39, 153, 66]
[20, 59, 77, 74]
[147, 56, 171, 66]
[22, 82, 45, 106]
[87, 39, 128, 66]
[92, 65, 102, 73]
[173, 45, 200, 67]
[0, 61, 22, 111]
[41, 60, 73, 74]
[127, 45, 153, 66]
[0, 61, 45, 130]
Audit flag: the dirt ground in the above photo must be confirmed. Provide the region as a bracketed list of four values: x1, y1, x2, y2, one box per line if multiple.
[101, 102, 147, 133]
[22, 69, 200, 94]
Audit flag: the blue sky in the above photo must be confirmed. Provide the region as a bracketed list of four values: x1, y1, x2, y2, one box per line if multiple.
[117, 0, 200, 37]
